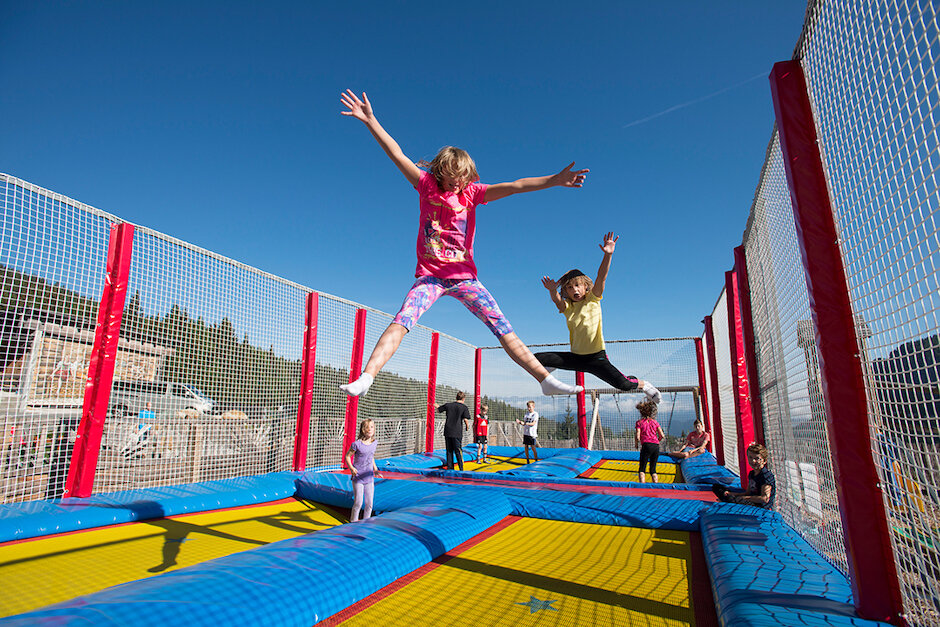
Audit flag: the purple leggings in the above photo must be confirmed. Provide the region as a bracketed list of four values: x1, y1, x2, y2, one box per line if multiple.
[392, 276, 513, 337]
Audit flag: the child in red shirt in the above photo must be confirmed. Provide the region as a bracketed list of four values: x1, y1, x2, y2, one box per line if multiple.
[475, 404, 490, 464]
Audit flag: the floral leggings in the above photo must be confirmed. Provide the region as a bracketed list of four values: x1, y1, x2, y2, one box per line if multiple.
[392, 276, 513, 337]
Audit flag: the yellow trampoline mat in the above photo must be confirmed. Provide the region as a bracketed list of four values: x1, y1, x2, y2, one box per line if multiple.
[0, 498, 345, 618]
[340, 519, 700, 626]
[464, 455, 533, 473]
[587, 459, 683, 483]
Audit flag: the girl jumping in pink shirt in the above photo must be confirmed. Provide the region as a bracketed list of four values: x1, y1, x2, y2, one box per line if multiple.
[339, 89, 586, 398]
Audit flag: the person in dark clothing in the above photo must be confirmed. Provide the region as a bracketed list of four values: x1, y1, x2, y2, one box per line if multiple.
[438, 391, 471, 470]
[712, 443, 776, 509]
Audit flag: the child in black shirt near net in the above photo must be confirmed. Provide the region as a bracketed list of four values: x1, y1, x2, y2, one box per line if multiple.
[712, 443, 776, 509]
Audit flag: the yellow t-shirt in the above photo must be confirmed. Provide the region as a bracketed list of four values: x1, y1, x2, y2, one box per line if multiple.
[563, 292, 605, 354]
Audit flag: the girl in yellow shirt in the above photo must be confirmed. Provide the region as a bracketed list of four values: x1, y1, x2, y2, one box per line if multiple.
[536, 232, 661, 403]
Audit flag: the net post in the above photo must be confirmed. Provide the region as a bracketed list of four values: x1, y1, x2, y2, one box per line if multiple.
[473, 347, 482, 422]
[733, 245, 765, 445]
[702, 315, 725, 466]
[770, 59, 905, 625]
[292, 292, 319, 472]
[693, 337, 712, 452]
[726, 270, 756, 481]
[424, 332, 440, 455]
[342, 308, 367, 466]
[576, 372, 587, 447]
[63, 223, 135, 499]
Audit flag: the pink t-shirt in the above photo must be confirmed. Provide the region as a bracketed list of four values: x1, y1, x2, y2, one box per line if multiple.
[414, 171, 488, 279]
[685, 430, 710, 449]
[635, 418, 662, 444]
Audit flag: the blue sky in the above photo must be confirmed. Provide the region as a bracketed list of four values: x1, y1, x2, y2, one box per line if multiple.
[0, 2, 807, 350]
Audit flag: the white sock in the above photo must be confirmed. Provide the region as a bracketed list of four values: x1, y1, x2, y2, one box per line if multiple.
[340, 373, 374, 397]
[540, 373, 583, 396]
[642, 381, 662, 404]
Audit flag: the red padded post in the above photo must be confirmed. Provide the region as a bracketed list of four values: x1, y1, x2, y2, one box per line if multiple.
[473, 348, 482, 421]
[342, 308, 367, 465]
[734, 245, 765, 445]
[292, 292, 319, 472]
[576, 372, 587, 447]
[726, 269, 756, 481]
[425, 333, 440, 455]
[703, 315, 725, 466]
[771, 59, 905, 625]
[64, 223, 135, 498]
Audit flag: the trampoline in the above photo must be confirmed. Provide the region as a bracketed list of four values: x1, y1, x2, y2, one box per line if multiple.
[0, 449, 892, 626]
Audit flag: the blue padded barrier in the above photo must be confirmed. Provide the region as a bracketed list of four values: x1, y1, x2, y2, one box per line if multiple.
[500, 449, 602, 478]
[699, 505, 891, 626]
[296, 472, 451, 514]
[505, 490, 705, 530]
[0, 488, 513, 627]
[0, 471, 299, 543]
[677, 452, 741, 488]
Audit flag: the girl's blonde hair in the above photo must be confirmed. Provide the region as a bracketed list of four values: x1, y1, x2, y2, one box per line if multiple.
[358, 418, 375, 441]
[636, 400, 658, 418]
[417, 146, 479, 191]
[558, 271, 594, 303]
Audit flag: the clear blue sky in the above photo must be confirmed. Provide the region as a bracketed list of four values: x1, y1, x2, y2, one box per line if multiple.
[0, 2, 807, 350]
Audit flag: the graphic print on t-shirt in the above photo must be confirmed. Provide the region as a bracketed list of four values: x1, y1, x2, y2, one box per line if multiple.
[423, 197, 469, 263]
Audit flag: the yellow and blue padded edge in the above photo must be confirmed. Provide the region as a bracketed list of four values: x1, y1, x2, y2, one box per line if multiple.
[0, 488, 513, 627]
[0, 471, 300, 543]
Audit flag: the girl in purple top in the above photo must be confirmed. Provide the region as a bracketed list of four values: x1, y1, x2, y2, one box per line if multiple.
[345, 418, 380, 522]
[338, 89, 586, 399]
[634, 400, 665, 483]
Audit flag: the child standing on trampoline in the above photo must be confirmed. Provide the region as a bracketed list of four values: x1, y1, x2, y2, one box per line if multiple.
[634, 400, 665, 483]
[345, 418, 380, 522]
[536, 232, 661, 403]
[338, 90, 585, 399]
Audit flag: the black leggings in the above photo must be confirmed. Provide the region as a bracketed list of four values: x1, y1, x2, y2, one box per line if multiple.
[445, 436, 464, 471]
[534, 350, 639, 391]
[639, 442, 660, 474]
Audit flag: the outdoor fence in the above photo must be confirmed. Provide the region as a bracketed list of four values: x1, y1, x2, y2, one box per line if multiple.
[701, 1, 940, 623]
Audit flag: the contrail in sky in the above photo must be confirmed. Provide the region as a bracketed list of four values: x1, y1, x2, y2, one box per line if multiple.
[623, 72, 767, 129]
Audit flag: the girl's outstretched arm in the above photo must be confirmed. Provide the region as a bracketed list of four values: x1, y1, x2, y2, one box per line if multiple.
[592, 232, 618, 298]
[484, 162, 588, 202]
[541, 276, 566, 313]
[341, 89, 422, 187]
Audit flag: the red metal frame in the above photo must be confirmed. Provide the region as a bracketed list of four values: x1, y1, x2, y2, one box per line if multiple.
[693, 337, 713, 452]
[576, 372, 587, 447]
[702, 315, 725, 466]
[771, 59, 905, 625]
[473, 348, 482, 421]
[342, 308, 368, 464]
[292, 292, 319, 472]
[734, 245, 765, 445]
[726, 270, 756, 481]
[425, 333, 440, 455]
[64, 223, 135, 498]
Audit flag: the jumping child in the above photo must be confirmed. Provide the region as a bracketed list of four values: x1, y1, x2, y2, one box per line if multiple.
[635, 399, 665, 483]
[338, 90, 585, 399]
[345, 418, 380, 522]
[536, 232, 661, 403]
[516, 401, 539, 464]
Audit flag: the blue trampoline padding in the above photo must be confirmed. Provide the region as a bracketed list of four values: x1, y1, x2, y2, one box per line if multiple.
[699, 505, 892, 626]
[505, 490, 705, 530]
[678, 452, 741, 488]
[296, 472, 456, 514]
[585, 449, 678, 464]
[500, 449, 601, 478]
[0, 471, 299, 543]
[1, 488, 513, 627]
